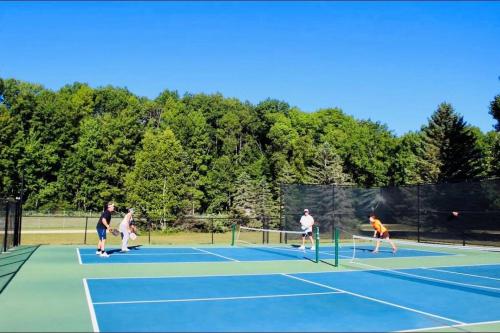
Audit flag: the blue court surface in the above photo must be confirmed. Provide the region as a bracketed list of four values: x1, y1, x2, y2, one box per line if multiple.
[78, 245, 450, 264]
[84, 264, 500, 332]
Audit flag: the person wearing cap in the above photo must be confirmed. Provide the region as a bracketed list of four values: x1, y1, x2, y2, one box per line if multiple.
[369, 213, 397, 254]
[119, 208, 135, 252]
[299, 209, 315, 251]
[96, 202, 115, 257]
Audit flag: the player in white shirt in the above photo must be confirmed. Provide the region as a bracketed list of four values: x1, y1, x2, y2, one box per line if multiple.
[299, 208, 315, 250]
[119, 208, 134, 252]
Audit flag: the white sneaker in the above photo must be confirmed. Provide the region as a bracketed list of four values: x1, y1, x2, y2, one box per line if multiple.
[121, 248, 129, 252]
[96, 251, 100, 255]
[299, 245, 305, 250]
[310, 246, 315, 251]
[100, 252, 109, 257]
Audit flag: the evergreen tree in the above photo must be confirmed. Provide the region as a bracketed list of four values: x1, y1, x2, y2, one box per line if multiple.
[306, 142, 351, 185]
[488, 94, 500, 176]
[420, 103, 483, 182]
[485, 131, 500, 177]
[254, 178, 279, 227]
[125, 128, 187, 228]
[231, 171, 257, 217]
[489, 94, 500, 132]
[276, 161, 297, 185]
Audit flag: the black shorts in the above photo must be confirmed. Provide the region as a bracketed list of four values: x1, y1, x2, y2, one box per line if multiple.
[302, 231, 313, 237]
[376, 231, 390, 239]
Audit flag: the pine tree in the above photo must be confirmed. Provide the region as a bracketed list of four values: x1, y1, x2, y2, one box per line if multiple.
[488, 95, 500, 176]
[125, 128, 187, 228]
[420, 103, 483, 182]
[254, 178, 279, 228]
[489, 94, 500, 132]
[276, 162, 296, 184]
[231, 171, 257, 217]
[489, 133, 500, 177]
[306, 142, 351, 185]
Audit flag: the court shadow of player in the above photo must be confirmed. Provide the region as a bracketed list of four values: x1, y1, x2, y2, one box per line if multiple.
[107, 245, 142, 254]
[363, 268, 499, 299]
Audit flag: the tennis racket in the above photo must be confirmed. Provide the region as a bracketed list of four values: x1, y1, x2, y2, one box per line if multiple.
[111, 229, 120, 237]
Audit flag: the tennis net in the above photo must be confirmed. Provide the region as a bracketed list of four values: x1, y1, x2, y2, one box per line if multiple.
[345, 234, 500, 298]
[232, 226, 321, 263]
[341, 235, 500, 286]
[349, 234, 500, 263]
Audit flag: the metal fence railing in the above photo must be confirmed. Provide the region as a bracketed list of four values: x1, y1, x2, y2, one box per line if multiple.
[1, 198, 22, 252]
[20, 214, 281, 246]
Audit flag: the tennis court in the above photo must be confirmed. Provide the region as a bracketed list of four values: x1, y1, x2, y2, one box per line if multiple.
[78, 237, 500, 332]
[1, 233, 500, 332]
[85, 263, 500, 332]
[77, 244, 450, 265]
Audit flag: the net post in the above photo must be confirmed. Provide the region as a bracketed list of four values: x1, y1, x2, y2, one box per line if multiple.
[334, 227, 339, 267]
[315, 226, 319, 263]
[231, 223, 236, 246]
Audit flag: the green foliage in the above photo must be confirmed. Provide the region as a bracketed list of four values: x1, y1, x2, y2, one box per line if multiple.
[306, 142, 351, 185]
[489, 94, 500, 131]
[483, 131, 500, 177]
[125, 128, 188, 227]
[388, 132, 425, 185]
[0, 76, 496, 218]
[420, 103, 484, 182]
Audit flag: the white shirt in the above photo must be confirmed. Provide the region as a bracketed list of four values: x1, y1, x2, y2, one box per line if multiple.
[300, 215, 314, 233]
[119, 213, 132, 233]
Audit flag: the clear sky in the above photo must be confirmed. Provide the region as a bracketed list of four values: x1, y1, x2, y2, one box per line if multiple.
[1, 1, 499, 136]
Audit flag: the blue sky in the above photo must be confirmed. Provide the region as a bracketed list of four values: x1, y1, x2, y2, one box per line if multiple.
[1, 1, 499, 136]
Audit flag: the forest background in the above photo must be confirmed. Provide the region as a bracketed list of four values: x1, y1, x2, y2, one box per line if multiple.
[1, 77, 499, 226]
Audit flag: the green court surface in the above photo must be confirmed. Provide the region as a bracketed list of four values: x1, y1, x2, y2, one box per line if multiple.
[0, 243, 499, 332]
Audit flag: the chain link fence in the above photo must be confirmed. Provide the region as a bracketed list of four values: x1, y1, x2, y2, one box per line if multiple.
[281, 178, 500, 247]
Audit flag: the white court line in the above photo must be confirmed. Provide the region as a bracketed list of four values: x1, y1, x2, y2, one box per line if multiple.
[351, 261, 500, 292]
[281, 273, 465, 325]
[192, 247, 240, 262]
[93, 291, 342, 306]
[83, 279, 99, 333]
[76, 248, 83, 265]
[236, 243, 313, 254]
[347, 254, 466, 261]
[398, 319, 500, 332]
[421, 267, 500, 281]
[339, 247, 461, 256]
[85, 262, 500, 280]
[80, 252, 208, 256]
[79, 258, 315, 266]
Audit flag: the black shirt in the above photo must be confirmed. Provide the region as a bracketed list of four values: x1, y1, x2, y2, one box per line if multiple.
[97, 210, 112, 229]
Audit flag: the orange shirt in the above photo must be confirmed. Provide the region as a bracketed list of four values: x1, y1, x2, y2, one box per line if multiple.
[370, 219, 387, 234]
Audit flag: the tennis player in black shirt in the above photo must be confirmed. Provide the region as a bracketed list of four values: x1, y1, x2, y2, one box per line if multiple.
[96, 202, 115, 257]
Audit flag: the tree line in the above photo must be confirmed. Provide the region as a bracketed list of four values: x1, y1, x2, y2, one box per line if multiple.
[0, 77, 499, 225]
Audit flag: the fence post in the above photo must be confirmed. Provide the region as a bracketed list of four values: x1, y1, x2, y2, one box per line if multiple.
[84, 217, 89, 245]
[211, 218, 214, 245]
[13, 200, 20, 247]
[417, 184, 421, 243]
[314, 226, 319, 263]
[3, 202, 10, 252]
[279, 184, 283, 244]
[148, 220, 151, 245]
[334, 227, 339, 267]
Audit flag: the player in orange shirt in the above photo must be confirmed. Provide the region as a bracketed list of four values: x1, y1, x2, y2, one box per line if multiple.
[369, 214, 397, 254]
